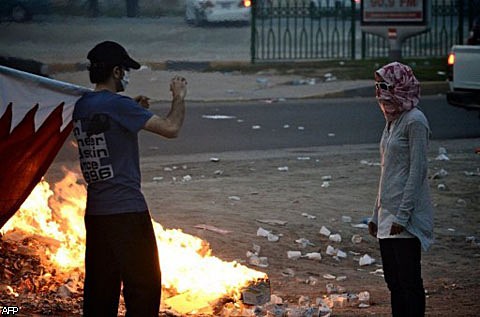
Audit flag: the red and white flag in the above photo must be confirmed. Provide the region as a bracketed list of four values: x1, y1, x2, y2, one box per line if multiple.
[0, 65, 89, 228]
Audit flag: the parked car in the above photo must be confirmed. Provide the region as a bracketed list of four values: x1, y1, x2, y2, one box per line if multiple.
[0, 0, 50, 22]
[185, 0, 251, 25]
[446, 45, 480, 112]
[446, 17, 480, 113]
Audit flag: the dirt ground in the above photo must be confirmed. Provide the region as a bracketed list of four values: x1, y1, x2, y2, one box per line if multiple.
[45, 136, 480, 316]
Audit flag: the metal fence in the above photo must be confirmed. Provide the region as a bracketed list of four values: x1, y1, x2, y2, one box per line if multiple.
[251, 0, 478, 62]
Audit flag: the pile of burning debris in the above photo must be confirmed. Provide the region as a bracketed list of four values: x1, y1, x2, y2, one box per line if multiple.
[0, 228, 272, 317]
[0, 172, 273, 316]
[0, 231, 83, 315]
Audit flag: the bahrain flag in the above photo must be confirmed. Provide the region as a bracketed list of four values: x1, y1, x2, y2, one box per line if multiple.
[0, 65, 89, 228]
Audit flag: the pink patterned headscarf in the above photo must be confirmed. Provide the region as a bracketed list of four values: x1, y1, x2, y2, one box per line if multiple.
[375, 62, 420, 111]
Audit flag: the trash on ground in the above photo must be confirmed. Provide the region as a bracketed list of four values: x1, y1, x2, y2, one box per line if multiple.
[319, 226, 331, 237]
[302, 252, 322, 261]
[302, 212, 316, 220]
[202, 114, 237, 120]
[256, 227, 280, 242]
[336, 275, 347, 282]
[466, 236, 480, 247]
[247, 254, 269, 268]
[341, 216, 352, 223]
[326, 245, 337, 256]
[277, 166, 289, 172]
[432, 168, 448, 179]
[306, 276, 319, 285]
[436, 153, 450, 161]
[370, 268, 384, 277]
[281, 268, 295, 277]
[291, 78, 316, 85]
[256, 77, 269, 87]
[194, 224, 231, 234]
[435, 147, 450, 161]
[287, 251, 302, 260]
[324, 73, 337, 82]
[256, 219, 288, 226]
[295, 238, 315, 247]
[464, 169, 480, 176]
[360, 159, 381, 166]
[298, 295, 311, 306]
[329, 234, 342, 243]
[351, 234, 363, 244]
[257, 227, 270, 237]
[359, 254, 375, 266]
[351, 223, 369, 229]
[358, 291, 370, 304]
[267, 233, 280, 242]
[456, 199, 467, 207]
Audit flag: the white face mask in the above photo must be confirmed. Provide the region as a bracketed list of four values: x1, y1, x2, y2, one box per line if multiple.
[120, 71, 130, 90]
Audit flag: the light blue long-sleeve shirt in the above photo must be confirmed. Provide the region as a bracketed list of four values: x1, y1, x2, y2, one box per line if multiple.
[371, 107, 435, 251]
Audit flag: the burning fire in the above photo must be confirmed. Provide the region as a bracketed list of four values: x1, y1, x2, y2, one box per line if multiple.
[1, 169, 267, 314]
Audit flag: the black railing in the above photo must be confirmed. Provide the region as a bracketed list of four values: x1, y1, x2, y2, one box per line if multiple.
[252, 0, 477, 62]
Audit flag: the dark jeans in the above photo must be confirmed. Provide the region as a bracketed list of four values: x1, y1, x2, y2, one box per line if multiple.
[83, 211, 161, 317]
[379, 238, 425, 317]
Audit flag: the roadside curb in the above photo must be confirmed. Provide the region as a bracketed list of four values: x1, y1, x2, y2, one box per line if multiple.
[1, 57, 448, 101]
[314, 81, 449, 99]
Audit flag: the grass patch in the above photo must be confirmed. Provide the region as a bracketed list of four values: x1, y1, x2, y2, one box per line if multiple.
[209, 57, 448, 82]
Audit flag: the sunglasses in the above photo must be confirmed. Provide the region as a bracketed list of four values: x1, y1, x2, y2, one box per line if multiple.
[375, 81, 394, 91]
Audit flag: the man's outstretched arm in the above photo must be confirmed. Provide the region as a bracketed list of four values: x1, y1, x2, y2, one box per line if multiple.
[143, 76, 187, 138]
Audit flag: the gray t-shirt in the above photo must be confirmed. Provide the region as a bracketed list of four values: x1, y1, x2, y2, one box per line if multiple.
[73, 91, 153, 215]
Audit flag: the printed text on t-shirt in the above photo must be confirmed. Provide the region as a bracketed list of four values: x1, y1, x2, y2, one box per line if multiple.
[73, 121, 114, 183]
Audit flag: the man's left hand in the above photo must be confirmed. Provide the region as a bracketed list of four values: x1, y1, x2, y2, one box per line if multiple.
[134, 95, 150, 109]
[390, 223, 405, 235]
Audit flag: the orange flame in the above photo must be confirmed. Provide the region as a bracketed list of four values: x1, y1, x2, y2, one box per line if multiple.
[1, 170, 267, 314]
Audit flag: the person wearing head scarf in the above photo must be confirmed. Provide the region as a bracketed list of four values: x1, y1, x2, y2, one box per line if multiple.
[368, 62, 434, 317]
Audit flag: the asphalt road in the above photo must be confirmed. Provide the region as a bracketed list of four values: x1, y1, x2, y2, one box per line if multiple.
[139, 95, 480, 156]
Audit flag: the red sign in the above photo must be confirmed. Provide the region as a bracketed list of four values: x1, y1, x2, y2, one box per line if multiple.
[362, 0, 425, 24]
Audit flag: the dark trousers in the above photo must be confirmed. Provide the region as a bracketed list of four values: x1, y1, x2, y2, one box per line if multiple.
[379, 238, 425, 317]
[83, 211, 161, 317]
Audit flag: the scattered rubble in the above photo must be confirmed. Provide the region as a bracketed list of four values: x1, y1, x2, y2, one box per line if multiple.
[0, 234, 84, 316]
[358, 254, 376, 266]
[256, 227, 280, 242]
[432, 168, 448, 179]
[319, 226, 331, 237]
[435, 147, 450, 161]
[301, 213, 316, 220]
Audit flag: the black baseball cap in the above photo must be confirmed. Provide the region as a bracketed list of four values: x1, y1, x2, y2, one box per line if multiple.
[87, 41, 140, 70]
